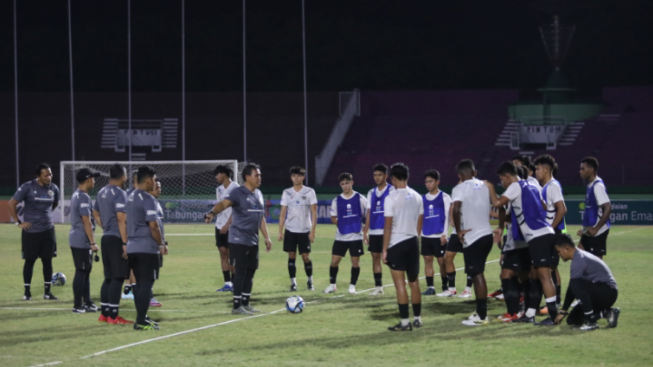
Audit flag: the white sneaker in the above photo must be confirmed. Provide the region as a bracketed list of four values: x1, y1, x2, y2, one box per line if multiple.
[467, 312, 479, 320]
[462, 314, 489, 326]
[371, 287, 384, 296]
[436, 290, 457, 297]
[458, 288, 472, 298]
[323, 284, 337, 294]
[495, 293, 505, 300]
[348, 285, 356, 294]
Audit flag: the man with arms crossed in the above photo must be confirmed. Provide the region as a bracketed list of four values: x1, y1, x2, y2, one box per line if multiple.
[578, 157, 612, 259]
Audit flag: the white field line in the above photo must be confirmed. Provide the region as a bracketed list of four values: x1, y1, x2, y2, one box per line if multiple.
[29, 362, 62, 367]
[0, 307, 222, 313]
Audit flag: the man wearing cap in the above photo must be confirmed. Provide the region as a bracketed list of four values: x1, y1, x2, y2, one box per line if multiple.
[8, 163, 61, 301]
[69, 168, 101, 313]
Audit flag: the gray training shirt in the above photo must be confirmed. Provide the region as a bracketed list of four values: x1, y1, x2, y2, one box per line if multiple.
[571, 249, 618, 289]
[126, 189, 160, 255]
[12, 180, 60, 233]
[226, 186, 265, 246]
[156, 201, 165, 238]
[94, 185, 127, 239]
[69, 189, 95, 249]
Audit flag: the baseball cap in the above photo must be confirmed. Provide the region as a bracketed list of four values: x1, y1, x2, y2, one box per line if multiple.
[76, 168, 101, 183]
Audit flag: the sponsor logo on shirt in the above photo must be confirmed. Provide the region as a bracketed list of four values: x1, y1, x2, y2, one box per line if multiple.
[81, 203, 89, 208]
[48, 190, 54, 196]
[147, 210, 157, 215]
[116, 203, 125, 208]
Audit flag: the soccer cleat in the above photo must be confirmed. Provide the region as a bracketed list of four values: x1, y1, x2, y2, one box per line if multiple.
[495, 293, 505, 301]
[122, 290, 134, 300]
[458, 289, 472, 298]
[145, 315, 159, 327]
[98, 315, 109, 323]
[133, 323, 158, 331]
[534, 317, 556, 326]
[512, 315, 535, 323]
[575, 321, 599, 331]
[232, 306, 254, 315]
[290, 283, 297, 292]
[84, 303, 99, 313]
[488, 289, 503, 298]
[108, 316, 134, 325]
[422, 288, 436, 296]
[43, 293, 58, 300]
[323, 284, 337, 294]
[606, 308, 620, 328]
[307, 279, 314, 291]
[388, 322, 413, 331]
[371, 287, 385, 296]
[495, 313, 519, 323]
[150, 298, 162, 307]
[462, 314, 489, 326]
[23, 294, 31, 301]
[413, 319, 424, 328]
[72, 307, 86, 314]
[216, 284, 234, 293]
[243, 305, 262, 313]
[436, 290, 457, 297]
[348, 285, 356, 294]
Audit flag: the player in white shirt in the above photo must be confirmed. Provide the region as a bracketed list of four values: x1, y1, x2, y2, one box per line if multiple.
[383, 163, 424, 331]
[323, 173, 368, 294]
[278, 166, 318, 291]
[417, 170, 452, 296]
[578, 157, 612, 259]
[205, 165, 240, 292]
[363, 164, 394, 296]
[443, 200, 474, 298]
[452, 159, 503, 326]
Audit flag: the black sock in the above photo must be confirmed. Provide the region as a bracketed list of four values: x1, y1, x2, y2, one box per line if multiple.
[41, 258, 53, 286]
[44, 282, 51, 295]
[329, 266, 338, 284]
[242, 293, 250, 306]
[101, 278, 110, 317]
[512, 276, 522, 294]
[135, 280, 153, 324]
[398, 303, 409, 319]
[109, 305, 119, 319]
[288, 258, 297, 279]
[233, 296, 242, 309]
[502, 278, 519, 315]
[522, 279, 532, 310]
[447, 271, 456, 288]
[556, 285, 562, 305]
[222, 270, 231, 283]
[23, 259, 36, 286]
[304, 261, 313, 278]
[73, 269, 86, 308]
[412, 303, 421, 317]
[373, 272, 382, 287]
[466, 275, 473, 288]
[83, 272, 91, 305]
[476, 298, 488, 320]
[350, 267, 360, 286]
[441, 276, 448, 292]
[426, 276, 434, 288]
[132, 283, 138, 308]
[108, 278, 123, 318]
[529, 279, 543, 310]
[123, 284, 132, 295]
[545, 298, 559, 320]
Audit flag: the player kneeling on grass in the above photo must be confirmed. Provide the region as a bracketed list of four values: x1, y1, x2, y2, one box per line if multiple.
[418, 169, 452, 296]
[554, 234, 620, 330]
[383, 163, 424, 331]
[324, 173, 368, 294]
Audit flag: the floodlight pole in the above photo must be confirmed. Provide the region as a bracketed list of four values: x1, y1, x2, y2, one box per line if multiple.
[67, 0, 75, 161]
[182, 0, 186, 195]
[242, 0, 247, 162]
[127, 0, 132, 164]
[301, 0, 309, 185]
[13, 0, 19, 187]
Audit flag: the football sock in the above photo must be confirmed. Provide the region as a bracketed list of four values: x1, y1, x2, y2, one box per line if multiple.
[441, 276, 448, 292]
[329, 266, 338, 284]
[135, 280, 153, 324]
[222, 270, 231, 283]
[398, 303, 409, 326]
[41, 258, 53, 285]
[373, 272, 382, 287]
[545, 296, 559, 320]
[412, 303, 421, 318]
[123, 284, 132, 295]
[291, 277, 297, 286]
[100, 278, 110, 317]
[522, 279, 532, 310]
[109, 304, 119, 319]
[44, 282, 51, 295]
[108, 278, 123, 315]
[23, 259, 36, 286]
[447, 271, 456, 288]
[102, 303, 110, 318]
[304, 261, 313, 278]
[83, 271, 91, 304]
[426, 276, 434, 289]
[350, 267, 360, 286]
[243, 268, 256, 295]
[233, 296, 242, 310]
[556, 285, 562, 305]
[512, 276, 522, 294]
[24, 283, 31, 295]
[466, 275, 473, 288]
[242, 293, 250, 307]
[476, 299, 488, 320]
[501, 278, 519, 315]
[288, 258, 297, 279]
[529, 278, 543, 313]
[73, 269, 87, 308]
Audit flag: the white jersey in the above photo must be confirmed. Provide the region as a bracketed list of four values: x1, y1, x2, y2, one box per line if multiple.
[421, 191, 451, 238]
[215, 181, 240, 229]
[451, 178, 493, 248]
[384, 187, 423, 248]
[366, 184, 395, 235]
[330, 192, 368, 241]
[527, 176, 542, 193]
[541, 178, 564, 226]
[280, 186, 318, 233]
[502, 181, 554, 241]
[585, 176, 611, 236]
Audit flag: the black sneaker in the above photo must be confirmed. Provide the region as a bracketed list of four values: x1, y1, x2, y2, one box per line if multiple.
[413, 319, 423, 328]
[134, 323, 158, 331]
[575, 321, 599, 331]
[43, 293, 58, 300]
[290, 283, 297, 292]
[84, 303, 98, 313]
[72, 307, 86, 314]
[512, 315, 535, 323]
[421, 288, 436, 296]
[388, 322, 413, 331]
[534, 317, 555, 326]
[145, 315, 159, 327]
[23, 290, 31, 301]
[606, 307, 620, 328]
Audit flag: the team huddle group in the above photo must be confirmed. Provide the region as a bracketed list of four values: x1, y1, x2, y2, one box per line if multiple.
[7, 154, 620, 332]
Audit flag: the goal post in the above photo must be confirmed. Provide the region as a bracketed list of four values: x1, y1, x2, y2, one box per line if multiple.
[60, 160, 240, 224]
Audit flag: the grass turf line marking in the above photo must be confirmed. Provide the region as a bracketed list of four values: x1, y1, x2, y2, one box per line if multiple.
[80, 295, 343, 360]
[29, 362, 62, 367]
[355, 259, 500, 294]
[0, 307, 221, 313]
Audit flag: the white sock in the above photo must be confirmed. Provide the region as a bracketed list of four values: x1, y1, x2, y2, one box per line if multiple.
[308, 276, 313, 282]
[526, 308, 537, 318]
[225, 281, 233, 286]
[448, 287, 456, 292]
[401, 318, 410, 326]
[428, 286, 435, 290]
[464, 286, 471, 291]
[291, 277, 297, 285]
[414, 316, 421, 322]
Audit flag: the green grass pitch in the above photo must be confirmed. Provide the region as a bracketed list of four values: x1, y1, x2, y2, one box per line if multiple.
[0, 224, 652, 366]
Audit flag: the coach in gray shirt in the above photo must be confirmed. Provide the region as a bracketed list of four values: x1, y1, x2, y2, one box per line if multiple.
[69, 168, 101, 313]
[208, 163, 272, 315]
[554, 234, 619, 330]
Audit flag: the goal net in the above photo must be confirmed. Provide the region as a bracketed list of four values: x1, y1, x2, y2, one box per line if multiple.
[60, 160, 241, 224]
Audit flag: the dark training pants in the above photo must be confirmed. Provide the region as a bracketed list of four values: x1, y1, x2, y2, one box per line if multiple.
[566, 279, 618, 326]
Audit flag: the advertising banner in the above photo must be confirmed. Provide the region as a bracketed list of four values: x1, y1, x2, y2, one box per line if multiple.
[564, 200, 653, 225]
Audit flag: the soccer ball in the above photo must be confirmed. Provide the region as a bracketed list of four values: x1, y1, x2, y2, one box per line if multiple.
[52, 272, 66, 286]
[285, 295, 305, 314]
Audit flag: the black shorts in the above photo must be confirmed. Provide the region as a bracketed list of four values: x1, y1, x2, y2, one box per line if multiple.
[368, 234, 384, 253]
[501, 247, 531, 272]
[71, 247, 93, 271]
[129, 252, 160, 281]
[580, 229, 609, 256]
[215, 227, 229, 249]
[332, 240, 365, 257]
[463, 234, 493, 275]
[528, 234, 555, 268]
[21, 227, 57, 261]
[386, 237, 420, 280]
[229, 243, 259, 270]
[421, 237, 446, 258]
[101, 235, 130, 279]
[283, 230, 311, 254]
[446, 234, 463, 253]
